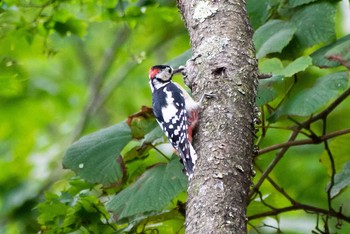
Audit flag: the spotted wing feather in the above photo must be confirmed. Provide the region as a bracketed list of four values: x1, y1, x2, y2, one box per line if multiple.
[152, 82, 196, 175]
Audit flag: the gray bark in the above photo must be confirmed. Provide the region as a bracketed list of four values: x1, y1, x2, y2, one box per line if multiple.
[177, 0, 258, 233]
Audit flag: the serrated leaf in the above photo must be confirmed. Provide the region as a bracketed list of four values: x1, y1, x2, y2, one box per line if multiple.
[328, 161, 350, 198]
[63, 122, 131, 186]
[106, 158, 187, 220]
[280, 56, 312, 77]
[311, 34, 350, 68]
[254, 20, 297, 58]
[269, 72, 349, 122]
[291, 2, 336, 49]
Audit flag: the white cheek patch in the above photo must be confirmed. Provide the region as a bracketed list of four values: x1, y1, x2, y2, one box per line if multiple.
[157, 70, 172, 81]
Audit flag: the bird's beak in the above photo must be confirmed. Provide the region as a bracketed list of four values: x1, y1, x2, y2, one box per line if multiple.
[173, 66, 184, 74]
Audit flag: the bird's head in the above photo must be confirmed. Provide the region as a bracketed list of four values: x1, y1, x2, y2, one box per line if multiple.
[149, 65, 174, 82]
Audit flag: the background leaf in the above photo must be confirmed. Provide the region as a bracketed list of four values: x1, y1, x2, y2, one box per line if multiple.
[256, 75, 286, 106]
[247, 0, 277, 30]
[328, 161, 350, 198]
[291, 2, 336, 49]
[63, 122, 131, 186]
[279, 56, 312, 77]
[288, 0, 318, 8]
[269, 72, 349, 122]
[254, 20, 297, 58]
[259, 58, 284, 74]
[311, 34, 350, 68]
[106, 157, 187, 220]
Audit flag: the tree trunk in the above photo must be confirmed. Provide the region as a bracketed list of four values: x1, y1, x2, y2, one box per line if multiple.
[177, 0, 258, 233]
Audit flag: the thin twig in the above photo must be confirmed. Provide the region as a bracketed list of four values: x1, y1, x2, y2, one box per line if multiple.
[323, 118, 336, 214]
[149, 143, 171, 162]
[250, 128, 300, 198]
[248, 203, 350, 222]
[251, 87, 350, 197]
[258, 128, 350, 155]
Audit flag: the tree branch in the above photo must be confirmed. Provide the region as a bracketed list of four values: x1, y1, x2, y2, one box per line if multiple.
[70, 26, 130, 142]
[248, 203, 350, 223]
[258, 128, 350, 155]
[250, 128, 300, 198]
[251, 87, 350, 197]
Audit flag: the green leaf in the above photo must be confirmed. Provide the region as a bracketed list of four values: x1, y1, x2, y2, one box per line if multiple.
[311, 34, 350, 68]
[127, 106, 157, 139]
[63, 122, 132, 186]
[288, 0, 318, 8]
[143, 126, 164, 144]
[256, 57, 311, 106]
[253, 20, 297, 58]
[328, 161, 350, 198]
[280, 56, 312, 77]
[37, 202, 68, 224]
[256, 75, 285, 106]
[106, 158, 187, 220]
[247, 0, 276, 30]
[291, 2, 336, 49]
[259, 56, 312, 77]
[269, 72, 349, 122]
[54, 18, 88, 37]
[259, 58, 284, 74]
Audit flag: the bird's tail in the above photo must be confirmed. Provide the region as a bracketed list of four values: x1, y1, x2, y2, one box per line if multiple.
[179, 142, 198, 178]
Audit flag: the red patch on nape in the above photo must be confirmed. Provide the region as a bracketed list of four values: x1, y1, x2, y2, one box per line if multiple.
[149, 67, 160, 79]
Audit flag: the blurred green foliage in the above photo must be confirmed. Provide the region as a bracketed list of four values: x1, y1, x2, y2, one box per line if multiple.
[1, 0, 350, 233]
[0, 0, 189, 233]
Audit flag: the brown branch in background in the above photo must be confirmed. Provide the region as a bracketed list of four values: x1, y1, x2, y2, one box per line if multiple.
[250, 128, 300, 198]
[70, 25, 131, 142]
[248, 84, 350, 231]
[248, 203, 350, 223]
[258, 128, 350, 155]
[249, 167, 350, 226]
[258, 73, 272, 79]
[252, 87, 350, 197]
[323, 118, 336, 222]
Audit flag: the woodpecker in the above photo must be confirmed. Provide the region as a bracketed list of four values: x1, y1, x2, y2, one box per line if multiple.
[148, 65, 200, 176]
